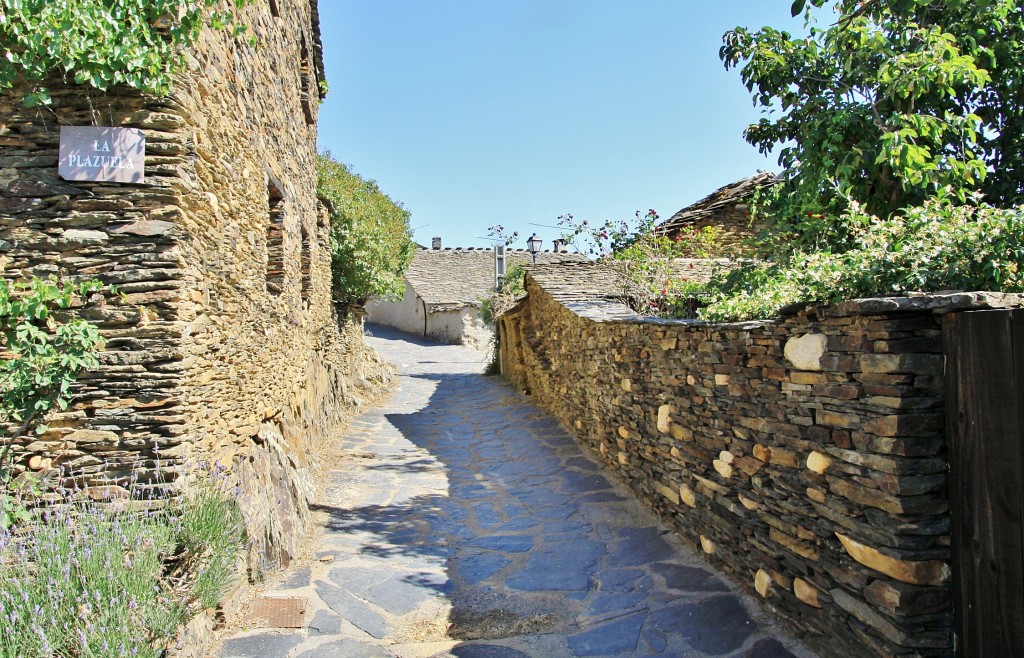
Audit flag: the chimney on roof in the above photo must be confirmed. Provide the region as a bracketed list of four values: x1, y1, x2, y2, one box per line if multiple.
[431, 237, 442, 249]
[552, 238, 567, 253]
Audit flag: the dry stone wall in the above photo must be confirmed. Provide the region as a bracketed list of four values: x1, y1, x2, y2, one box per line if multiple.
[498, 267, 1024, 658]
[0, 1, 388, 573]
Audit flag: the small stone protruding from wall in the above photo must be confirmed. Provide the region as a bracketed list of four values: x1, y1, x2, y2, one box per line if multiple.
[794, 578, 823, 608]
[784, 332, 827, 370]
[679, 483, 697, 508]
[754, 569, 773, 598]
[806, 450, 832, 474]
[657, 405, 674, 433]
[836, 533, 951, 586]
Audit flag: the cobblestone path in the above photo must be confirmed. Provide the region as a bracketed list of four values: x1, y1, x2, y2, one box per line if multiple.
[218, 326, 815, 658]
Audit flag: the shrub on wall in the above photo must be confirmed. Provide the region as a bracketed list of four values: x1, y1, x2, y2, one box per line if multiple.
[316, 152, 415, 306]
[0, 276, 105, 522]
[702, 200, 1024, 322]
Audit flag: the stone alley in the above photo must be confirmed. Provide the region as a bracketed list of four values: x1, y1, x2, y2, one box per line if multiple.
[217, 326, 816, 658]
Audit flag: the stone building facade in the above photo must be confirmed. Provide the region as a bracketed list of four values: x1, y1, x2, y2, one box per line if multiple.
[366, 245, 585, 349]
[0, 2, 389, 572]
[497, 261, 1024, 658]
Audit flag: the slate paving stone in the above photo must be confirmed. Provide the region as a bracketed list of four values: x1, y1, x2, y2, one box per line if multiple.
[578, 491, 626, 504]
[470, 501, 503, 529]
[456, 552, 513, 585]
[540, 519, 592, 538]
[492, 517, 540, 532]
[505, 539, 604, 591]
[651, 562, 731, 593]
[307, 609, 343, 636]
[646, 595, 757, 655]
[466, 535, 534, 553]
[567, 614, 645, 656]
[593, 568, 647, 593]
[565, 456, 602, 472]
[296, 639, 396, 658]
[280, 566, 311, 589]
[219, 633, 304, 658]
[314, 580, 392, 639]
[745, 637, 801, 658]
[642, 626, 669, 653]
[583, 591, 648, 619]
[610, 527, 677, 566]
[443, 646, 533, 658]
[562, 469, 614, 492]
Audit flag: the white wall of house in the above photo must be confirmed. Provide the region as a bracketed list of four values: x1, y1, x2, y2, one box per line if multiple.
[423, 307, 466, 345]
[367, 281, 494, 351]
[366, 281, 424, 335]
[460, 307, 492, 352]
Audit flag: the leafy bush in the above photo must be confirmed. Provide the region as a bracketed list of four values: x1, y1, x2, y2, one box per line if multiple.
[316, 153, 415, 306]
[701, 201, 1024, 322]
[0, 0, 250, 107]
[0, 473, 246, 658]
[1, 276, 106, 526]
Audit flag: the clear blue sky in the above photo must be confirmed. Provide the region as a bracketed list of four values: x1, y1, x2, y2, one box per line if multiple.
[316, 2, 802, 249]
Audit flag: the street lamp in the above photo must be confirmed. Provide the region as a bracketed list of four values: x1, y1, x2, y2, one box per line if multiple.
[526, 233, 542, 263]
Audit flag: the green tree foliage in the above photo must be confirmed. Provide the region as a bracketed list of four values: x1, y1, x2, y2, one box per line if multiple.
[696, 0, 1024, 322]
[0, 0, 249, 107]
[316, 152, 414, 306]
[721, 0, 1024, 220]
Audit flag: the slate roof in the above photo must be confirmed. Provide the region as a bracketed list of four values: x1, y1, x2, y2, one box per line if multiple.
[520, 260, 630, 305]
[407, 247, 588, 309]
[656, 172, 778, 235]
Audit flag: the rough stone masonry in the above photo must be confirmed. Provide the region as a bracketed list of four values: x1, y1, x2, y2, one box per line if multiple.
[0, 0, 389, 573]
[498, 261, 1024, 658]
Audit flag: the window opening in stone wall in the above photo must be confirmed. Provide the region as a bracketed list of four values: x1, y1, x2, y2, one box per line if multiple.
[300, 222, 312, 304]
[266, 178, 285, 295]
[299, 35, 316, 126]
[269, 0, 280, 18]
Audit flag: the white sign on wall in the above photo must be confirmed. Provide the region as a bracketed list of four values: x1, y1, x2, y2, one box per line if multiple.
[58, 126, 145, 184]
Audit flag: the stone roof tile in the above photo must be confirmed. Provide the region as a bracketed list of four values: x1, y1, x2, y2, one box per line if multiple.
[408, 247, 587, 308]
[657, 172, 778, 235]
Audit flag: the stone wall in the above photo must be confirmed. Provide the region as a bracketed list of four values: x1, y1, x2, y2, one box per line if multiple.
[498, 264, 1024, 658]
[0, 1, 389, 573]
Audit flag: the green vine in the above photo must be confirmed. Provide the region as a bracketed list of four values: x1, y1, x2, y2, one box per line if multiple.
[0, 0, 249, 107]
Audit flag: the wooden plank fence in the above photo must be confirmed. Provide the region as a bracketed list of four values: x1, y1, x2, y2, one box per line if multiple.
[945, 309, 1024, 657]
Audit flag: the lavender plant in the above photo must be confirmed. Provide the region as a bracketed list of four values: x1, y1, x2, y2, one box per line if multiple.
[0, 472, 246, 658]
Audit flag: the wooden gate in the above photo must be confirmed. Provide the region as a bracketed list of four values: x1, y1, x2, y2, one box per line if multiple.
[945, 309, 1024, 658]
